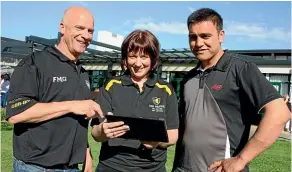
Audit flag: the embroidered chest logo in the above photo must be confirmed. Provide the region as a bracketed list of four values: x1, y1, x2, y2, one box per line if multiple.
[211, 84, 223, 91]
[53, 76, 67, 83]
[153, 97, 161, 105]
[149, 97, 165, 112]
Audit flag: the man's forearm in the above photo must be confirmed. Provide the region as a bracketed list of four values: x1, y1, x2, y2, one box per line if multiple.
[8, 101, 74, 124]
[236, 101, 290, 164]
[237, 123, 284, 164]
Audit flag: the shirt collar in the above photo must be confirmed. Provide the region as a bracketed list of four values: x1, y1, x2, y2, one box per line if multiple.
[213, 50, 232, 72]
[46, 46, 82, 65]
[121, 72, 157, 87]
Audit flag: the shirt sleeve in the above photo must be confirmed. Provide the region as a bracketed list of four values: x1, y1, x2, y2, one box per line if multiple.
[165, 84, 179, 130]
[238, 62, 282, 112]
[90, 86, 112, 126]
[6, 59, 39, 120]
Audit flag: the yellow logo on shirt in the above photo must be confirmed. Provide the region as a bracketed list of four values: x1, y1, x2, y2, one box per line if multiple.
[152, 97, 161, 105]
[149, 97, 164, 113]
[11, 100, 31, 109]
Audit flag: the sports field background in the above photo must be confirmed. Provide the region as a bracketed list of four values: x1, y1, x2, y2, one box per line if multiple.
[1, 122, 291, 172]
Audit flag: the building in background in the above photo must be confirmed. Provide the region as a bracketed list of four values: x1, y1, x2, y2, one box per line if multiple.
[1, 35, 291, 99]
[96, 30, 123, 52]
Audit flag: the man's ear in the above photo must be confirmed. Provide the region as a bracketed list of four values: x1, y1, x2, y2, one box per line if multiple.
[59, 22, 65, 35]
[219, 29, 225, 44]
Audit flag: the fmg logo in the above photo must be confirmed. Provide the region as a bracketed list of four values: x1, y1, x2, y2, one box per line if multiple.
[53, 76, 67, 83]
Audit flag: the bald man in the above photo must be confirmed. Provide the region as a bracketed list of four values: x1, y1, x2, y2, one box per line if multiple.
[6, 6, 102, 172]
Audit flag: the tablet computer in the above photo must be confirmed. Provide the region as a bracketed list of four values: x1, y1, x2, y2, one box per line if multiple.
[106, 115, 169, 142]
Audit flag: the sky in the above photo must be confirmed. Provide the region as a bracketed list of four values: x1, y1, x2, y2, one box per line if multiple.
[1, 1, 291, 50]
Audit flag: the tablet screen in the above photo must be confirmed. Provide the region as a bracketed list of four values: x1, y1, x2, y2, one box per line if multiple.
[106, 115, 169, 142]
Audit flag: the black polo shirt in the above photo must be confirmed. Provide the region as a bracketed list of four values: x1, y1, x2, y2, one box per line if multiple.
[6, 46, 91, 167]
[91, 73, 179, 172]
[173, 50, 282, 172]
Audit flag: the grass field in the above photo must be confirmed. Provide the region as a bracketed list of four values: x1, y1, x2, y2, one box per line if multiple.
[1, 126, 291, 172]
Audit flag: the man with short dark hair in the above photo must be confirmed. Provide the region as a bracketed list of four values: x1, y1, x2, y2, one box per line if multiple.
[172, 8, 291, 172]
[6, 6, 103, 172]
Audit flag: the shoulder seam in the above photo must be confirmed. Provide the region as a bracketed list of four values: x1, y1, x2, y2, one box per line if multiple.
[105, 79, 122, 91]
[231, 54, 252, 63]
[155, 83, 172, 96]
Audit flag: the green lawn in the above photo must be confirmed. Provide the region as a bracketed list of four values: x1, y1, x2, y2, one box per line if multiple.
[1, 126, 291, 172]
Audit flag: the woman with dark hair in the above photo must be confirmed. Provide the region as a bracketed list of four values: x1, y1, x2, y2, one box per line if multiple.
[91, 30, 179, 172]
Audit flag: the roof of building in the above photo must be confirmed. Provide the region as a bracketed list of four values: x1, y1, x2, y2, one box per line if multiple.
[1, 35, 291, 66]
